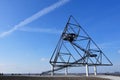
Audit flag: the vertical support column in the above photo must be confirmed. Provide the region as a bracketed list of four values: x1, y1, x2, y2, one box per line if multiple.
[65, 67, 68, 75]
[51, 65, 54, 76]
[86, 64, 89, 76]
[94, 66, 97, 76]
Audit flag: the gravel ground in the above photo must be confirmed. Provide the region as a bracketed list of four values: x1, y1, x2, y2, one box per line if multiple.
[0, 75, 110, 80]
[96, 75, 120, 80]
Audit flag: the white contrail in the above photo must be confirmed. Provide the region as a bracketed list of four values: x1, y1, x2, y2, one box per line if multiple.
[19, 27, 62, 34]
[0, 0, 70, 38]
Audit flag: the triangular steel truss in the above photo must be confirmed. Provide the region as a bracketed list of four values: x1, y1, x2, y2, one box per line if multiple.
[42, 16, 113, 75]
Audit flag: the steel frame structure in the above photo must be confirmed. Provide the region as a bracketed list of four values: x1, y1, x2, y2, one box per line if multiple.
[42, 16, 113, 76]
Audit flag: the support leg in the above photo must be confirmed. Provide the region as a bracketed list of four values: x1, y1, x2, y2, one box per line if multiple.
[51, 65, 54, 76]
[94, 66, 97, 76]
[86, 64, 89, 76]
[65, 67, 68, 75]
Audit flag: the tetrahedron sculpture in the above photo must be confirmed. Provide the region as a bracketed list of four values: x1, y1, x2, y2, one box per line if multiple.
[42, 16, 113, 76]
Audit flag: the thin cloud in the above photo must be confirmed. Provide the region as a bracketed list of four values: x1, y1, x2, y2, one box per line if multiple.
[0, 0, 70, 38]
[118, 50, 120, 54]
[40, 58, 49, 62]
[19, 27, 62, 34]
[98, 41, 120, 49]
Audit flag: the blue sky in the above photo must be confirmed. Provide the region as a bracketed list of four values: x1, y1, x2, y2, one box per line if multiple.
[0, 0, 120, 73]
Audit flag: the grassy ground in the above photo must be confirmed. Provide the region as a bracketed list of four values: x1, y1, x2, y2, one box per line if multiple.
[0, 76, 110, 80]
